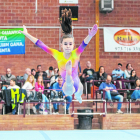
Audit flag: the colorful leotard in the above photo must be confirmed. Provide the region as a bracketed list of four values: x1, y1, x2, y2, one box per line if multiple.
[35, 40, 87, 92]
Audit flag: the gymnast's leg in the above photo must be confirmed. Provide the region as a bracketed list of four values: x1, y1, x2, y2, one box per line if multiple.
[62, 60, 75, 96]
[75, 81, 83, 104]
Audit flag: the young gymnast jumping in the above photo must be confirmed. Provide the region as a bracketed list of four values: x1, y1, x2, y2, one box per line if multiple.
[19, 9, 98, 103]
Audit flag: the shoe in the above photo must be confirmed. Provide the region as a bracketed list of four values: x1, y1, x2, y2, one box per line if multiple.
[55, 112, 59, 114]
[66, 109, 69, 114]
[39, 110, 48, 115]
[32, 106, 37, 114]
[43, 110, 48, 115]
[53, 112, 56, 114]
[108, 99, 114, 107]
[116, 110, 124, 114]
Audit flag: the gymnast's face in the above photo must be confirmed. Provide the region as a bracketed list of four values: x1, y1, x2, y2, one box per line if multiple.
[61, 38, 74, 53]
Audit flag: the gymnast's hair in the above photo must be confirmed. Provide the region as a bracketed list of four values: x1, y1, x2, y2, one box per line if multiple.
[59, 8, 74, 43]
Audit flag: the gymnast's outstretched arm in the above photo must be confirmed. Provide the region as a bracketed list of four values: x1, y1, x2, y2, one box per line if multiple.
[19, 25, 58, 56]
[76, 24, 98, 55]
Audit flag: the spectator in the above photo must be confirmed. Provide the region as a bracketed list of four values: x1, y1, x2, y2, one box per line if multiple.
[51, 76, 72, 114]
[99, 75, 124, 114]
[35, 65, 47, 80]
[129, 70, 138, 89]
[131, 79, 140, 101]
[112, 63, 126, 80]
[31, 69, 36, 77]
[93, 66, 107, 87]
[82, 61, 95, 82]
[32, 75, 49, 115]
[46, 66, 54, 79]
[1, 68, 16, 90]
[22, 75, 35, 97]
[124, 63, 133, 79]
[7, 78, 20, 115]
[23, 68, 31, 81]
[81, 61, 95, 94]
[7, 78, 20, 89]
[54, 68, 58, 76]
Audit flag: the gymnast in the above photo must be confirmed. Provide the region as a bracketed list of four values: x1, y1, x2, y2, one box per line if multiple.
[19, 9, 98, 103]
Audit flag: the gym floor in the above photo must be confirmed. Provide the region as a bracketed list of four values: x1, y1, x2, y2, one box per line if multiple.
[0, 130, 140, 140]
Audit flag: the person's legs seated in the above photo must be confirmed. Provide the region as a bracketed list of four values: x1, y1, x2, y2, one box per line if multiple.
[53, 103, 59, 114]
[112, 95, 124, 114]
[105, 91, 113, 107]
[39, 94, 50, 115]
[65, 96, 72, 114]
[32, 103, 40, 114]
[131, 90, 140, 101]
[12, 108, 16, 115]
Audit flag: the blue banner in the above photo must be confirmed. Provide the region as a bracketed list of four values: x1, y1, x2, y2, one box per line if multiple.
[0, 28, 25, 55]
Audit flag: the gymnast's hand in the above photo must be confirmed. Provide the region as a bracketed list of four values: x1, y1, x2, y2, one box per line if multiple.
[88, 24, 98, 37]
[19, 25, 38, 44]
[19, 25, 28, 35]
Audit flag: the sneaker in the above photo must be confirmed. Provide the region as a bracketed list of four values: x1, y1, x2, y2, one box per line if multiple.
[55, 112, 59, 114]
[108, 99, 114, 107]
[32, 106, 37, 114]
[43, 110, 48, 115]
[53, 112, 56, 114]
[116, 110, 124, 114]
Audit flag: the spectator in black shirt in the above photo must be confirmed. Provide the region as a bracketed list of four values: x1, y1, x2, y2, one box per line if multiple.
[31, 69, 36, 77]
[82, 61, 94, 83]
[35, 65, 47, 80]
[93, 66, 107, 87]
[129, 70, 138, 89]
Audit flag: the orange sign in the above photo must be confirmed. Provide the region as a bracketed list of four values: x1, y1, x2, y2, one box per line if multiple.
[114, 29, 140, 46]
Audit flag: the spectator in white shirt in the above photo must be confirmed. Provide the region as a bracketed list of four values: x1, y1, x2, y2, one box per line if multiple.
[7, 78, 20, 89]
[22, 75, 35, 97]
[46, 66, 54, 79]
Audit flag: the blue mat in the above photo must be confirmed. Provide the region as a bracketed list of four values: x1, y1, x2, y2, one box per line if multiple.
[0, 130, 140, 140]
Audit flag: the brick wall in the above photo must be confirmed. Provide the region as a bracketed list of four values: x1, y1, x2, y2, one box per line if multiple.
[102, 114, 140, 130]
[0, 115, 74, 130]
[0, 0, 140, 76]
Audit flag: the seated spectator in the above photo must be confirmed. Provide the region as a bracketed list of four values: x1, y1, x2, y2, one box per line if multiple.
[35, 65, 47, 80]
[1, 68, 16, 90]
[81, 61, 95, 94]
[99, 75, 124, 114]
[93, 66, 107, 87]
[129, 70, 138, 89]
[7, 78, 20, 114]
[31, 69, 36, 77]
[82, 61, 95, 82]
[49, 69, 61, 90]
[54, 68, 58, 77]
[7, 78, 20, 89]
[124, 63, 133, 79]
[23, 68, 31, 81]
[131, 79, 140, 101]
[112, 63, 126, 80]
[46, 66, 54, 79]
[32, 75, 49, 115]
[51, 76, 72, 114]
[22, 75, 35, 97]
[90, 66, 107, 98]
